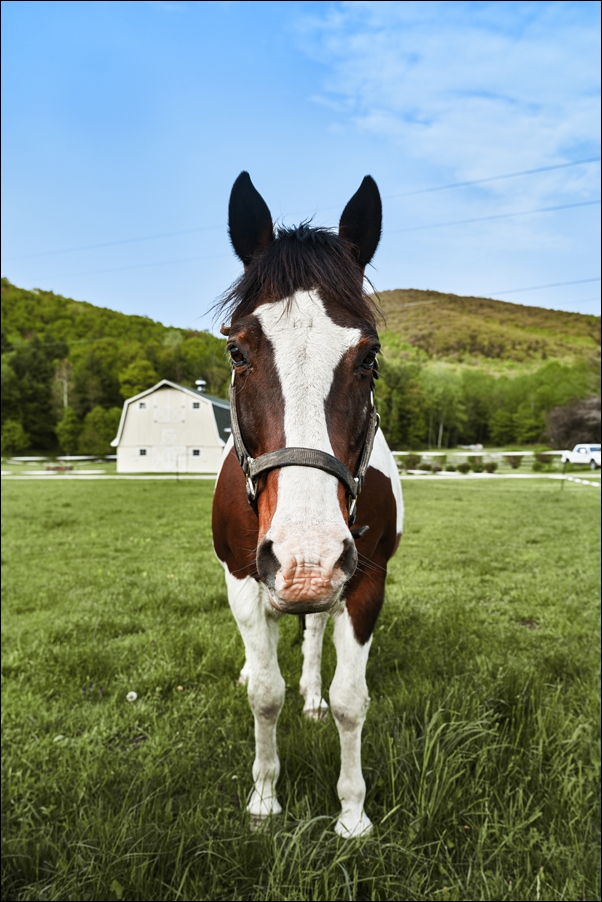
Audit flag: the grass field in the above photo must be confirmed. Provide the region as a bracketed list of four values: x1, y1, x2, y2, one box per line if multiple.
[2, 478, 600, 901]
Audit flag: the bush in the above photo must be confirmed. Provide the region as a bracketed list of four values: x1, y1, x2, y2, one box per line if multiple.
[532, 460, 544, 472]
[417, 463, 432, 472]
[79, 407, 122, 455]
[484, 462, 498, 473]
[56, 408, 82, 455]
[457, 462, 471, 474]
[535, 452, 554, 465]
[546, 395, 601, 449]
[472, 464, 484, 473]
[471, 456, 483, 466]
[404, 454, 422, 470]
[431, 464, 442, 474]
[445, 465, 457, 472]
[504, 455, 523, 469]
[1, 419, 29, 454]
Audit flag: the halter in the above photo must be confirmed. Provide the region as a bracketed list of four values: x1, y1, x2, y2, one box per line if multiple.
[228, 367, 379, 526]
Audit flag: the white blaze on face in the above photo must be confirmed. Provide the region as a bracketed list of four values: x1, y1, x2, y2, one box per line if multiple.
[255, 290, 361, 601]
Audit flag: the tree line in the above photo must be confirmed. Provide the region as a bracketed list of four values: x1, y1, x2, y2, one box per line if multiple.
[376, 353, 600, 449]
[1, 279, 599, 455]
[1, 280, 230, 454]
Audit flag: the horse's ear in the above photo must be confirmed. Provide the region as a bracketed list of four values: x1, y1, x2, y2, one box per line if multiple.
[339, 176, 382, 269]
[228, 172, 274, 266]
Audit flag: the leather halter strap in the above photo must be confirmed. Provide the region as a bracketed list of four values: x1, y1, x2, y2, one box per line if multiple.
[228, 376, 379, 524]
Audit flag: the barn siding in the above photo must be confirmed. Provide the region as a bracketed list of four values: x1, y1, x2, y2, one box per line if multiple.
[115, 383, 227, 473]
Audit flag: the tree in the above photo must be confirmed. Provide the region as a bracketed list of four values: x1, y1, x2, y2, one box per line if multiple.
[489, 408, 515, 445]
[56, 408, 82, 455]
[6, 337, 67, 449]
[1, 419, 29, 453]
[546, 396, 601, 449]
[118, 359, 159, 399]
[78, 407, 122, 455]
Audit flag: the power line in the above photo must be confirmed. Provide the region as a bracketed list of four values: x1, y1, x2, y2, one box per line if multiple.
[18, 203, 601, 281]
[1, 224, 225, 263]
[385, 156, 601, 199]
[2, 157, 599, 263]
[491, 277, 601, 295]
[386, 200, 600, 234]
[36, 252, 232, 280]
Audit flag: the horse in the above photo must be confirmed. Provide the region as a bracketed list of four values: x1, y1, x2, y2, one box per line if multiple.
[212, 171, 403, 837]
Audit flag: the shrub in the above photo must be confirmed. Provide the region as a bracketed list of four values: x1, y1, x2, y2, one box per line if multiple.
[431, 464, 442, 474]
[532, 460, 544, 472]
[445, 464, 457, 472]
[417, 462, 432, 472]
[1, 419, 29, 454]
[404, 453, 422, 470]
[535, 452, 554, 465]
[471, 456, 483, 466]
[79, 407, 122, 455]
[472, 464, 484, 473]
[484, 462, 498, 473]
[56, 408, 82, 455]
[546, 395, 601, 449]
[457, 462, 471, 474]
[504, 455, 523, 469]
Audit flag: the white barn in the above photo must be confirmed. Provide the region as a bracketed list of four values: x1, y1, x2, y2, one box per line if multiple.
[111, 379, 230, 473]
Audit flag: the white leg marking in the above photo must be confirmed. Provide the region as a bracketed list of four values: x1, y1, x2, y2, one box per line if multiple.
[330, 606, 373, 837]
[237, 659, 250, 686]
[299, 612, 329, 720]
[224, 569, 284, 820]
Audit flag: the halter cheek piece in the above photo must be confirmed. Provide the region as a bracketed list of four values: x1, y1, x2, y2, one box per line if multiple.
[228, 367, 379, 526]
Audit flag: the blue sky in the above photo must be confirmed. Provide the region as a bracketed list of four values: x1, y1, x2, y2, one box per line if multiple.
[1, 0, 600, 330]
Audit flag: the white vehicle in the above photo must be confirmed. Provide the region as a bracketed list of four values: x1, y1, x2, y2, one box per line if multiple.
[561, 443, 601, 470]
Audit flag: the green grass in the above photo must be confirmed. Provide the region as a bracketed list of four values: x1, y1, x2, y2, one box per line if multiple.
[2, 479, 600, 901]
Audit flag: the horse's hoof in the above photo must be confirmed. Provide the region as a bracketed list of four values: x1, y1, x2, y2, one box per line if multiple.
[303, 698, 329, 722]
[334, 812, 373, 838]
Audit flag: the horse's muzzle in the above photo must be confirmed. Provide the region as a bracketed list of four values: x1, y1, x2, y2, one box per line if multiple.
[256, 536, 357, 613]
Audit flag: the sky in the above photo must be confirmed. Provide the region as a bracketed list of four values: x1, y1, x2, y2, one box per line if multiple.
[1, 0, 600, 331]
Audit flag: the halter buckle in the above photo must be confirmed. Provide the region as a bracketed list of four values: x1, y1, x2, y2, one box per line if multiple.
[246, 475, 258, 501]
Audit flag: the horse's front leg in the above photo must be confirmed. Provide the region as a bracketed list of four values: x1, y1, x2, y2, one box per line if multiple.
[299, 612, 329, 720]
[330, 605, 373, 837]
[225, 570, 285, 821]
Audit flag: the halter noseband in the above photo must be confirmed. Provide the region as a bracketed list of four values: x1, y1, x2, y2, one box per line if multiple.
[228, 368, 379, 526]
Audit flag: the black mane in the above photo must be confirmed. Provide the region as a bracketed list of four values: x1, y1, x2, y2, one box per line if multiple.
[218, 223, 380, 327]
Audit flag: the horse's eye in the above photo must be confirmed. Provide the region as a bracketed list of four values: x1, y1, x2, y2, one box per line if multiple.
[229, 346, 246, 366]
[362, 351, 377, 370]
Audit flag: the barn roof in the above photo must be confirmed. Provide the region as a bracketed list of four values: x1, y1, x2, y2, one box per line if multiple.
[111, 379, 230, 447]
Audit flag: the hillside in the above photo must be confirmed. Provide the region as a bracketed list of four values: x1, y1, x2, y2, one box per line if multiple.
[375, 288, 600, 371]
[1, 278, 599, 452]
[1, 277, 182, 347]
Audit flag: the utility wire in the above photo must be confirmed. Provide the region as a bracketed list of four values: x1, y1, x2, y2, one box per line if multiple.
[491, 277, 601, 295]
[3, 156, 599, 263]
[385, 156, 601, 199]
[18, 202, 602, 281]
[40, 252, 232, 280]
[386, 200, 600, 234]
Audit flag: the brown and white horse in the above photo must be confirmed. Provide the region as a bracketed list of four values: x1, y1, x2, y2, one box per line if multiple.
[212, 172, 403, 837]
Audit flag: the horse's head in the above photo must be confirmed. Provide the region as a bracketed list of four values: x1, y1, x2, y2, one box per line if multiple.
[222, 172, 382, 615]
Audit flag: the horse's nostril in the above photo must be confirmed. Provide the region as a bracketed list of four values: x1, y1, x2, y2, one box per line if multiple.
[338, 537, 358, 579]
[256, 539, 281, 588]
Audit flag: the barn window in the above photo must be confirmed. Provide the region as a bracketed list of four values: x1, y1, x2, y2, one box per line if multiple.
[139, 449, 147, 456]
[139, 402, 146, 409]
[192, 449, 201, 457]
[192, 402, 200, 409]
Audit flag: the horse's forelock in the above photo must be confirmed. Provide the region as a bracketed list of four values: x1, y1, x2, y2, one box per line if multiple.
[217, 224, 381, 328]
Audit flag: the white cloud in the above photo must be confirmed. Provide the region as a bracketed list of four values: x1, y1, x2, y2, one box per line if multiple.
[297, 1, 600, 197]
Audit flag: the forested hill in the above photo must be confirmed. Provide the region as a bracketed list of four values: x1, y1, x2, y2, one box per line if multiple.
[2, 278, 208, 348]
[1, 278, 230, 455]
[376, 288, 600, 368]
[1, 278, 600, 454]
